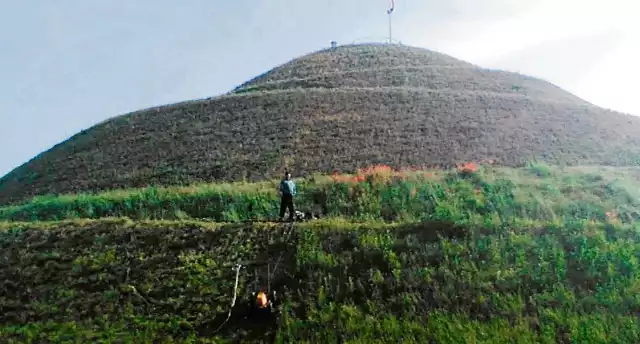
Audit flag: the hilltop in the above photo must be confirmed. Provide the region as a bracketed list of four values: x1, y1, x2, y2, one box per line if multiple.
[2, 43, 640, 205]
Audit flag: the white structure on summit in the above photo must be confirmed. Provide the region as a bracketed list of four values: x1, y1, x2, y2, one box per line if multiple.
[387, 0, 395, 44]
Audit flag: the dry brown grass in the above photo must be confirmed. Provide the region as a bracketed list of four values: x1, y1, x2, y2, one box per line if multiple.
[2, 43, 640, 205]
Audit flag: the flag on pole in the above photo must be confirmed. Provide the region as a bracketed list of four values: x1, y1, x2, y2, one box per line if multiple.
[387, 0, 395, 14]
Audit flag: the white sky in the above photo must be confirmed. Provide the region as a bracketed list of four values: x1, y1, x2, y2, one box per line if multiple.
[1, 0, 638, 177]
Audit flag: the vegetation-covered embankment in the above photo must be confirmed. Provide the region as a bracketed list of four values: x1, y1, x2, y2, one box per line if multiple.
[1, 216, 640, 342]
[3, 164, 640, 342]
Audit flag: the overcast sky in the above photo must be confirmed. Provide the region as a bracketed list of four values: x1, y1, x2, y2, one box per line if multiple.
[1, 0, 638, 177]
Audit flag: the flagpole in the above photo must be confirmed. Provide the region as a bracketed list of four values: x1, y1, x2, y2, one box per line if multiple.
[388, 10, 392, 43]
[386, 0, 394, 44]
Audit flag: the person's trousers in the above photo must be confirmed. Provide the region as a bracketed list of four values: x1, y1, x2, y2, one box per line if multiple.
[279, 194, 294, 219]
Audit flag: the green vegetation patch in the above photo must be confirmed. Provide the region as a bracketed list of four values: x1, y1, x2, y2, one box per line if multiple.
[2, 167, 640, 225]
[2, 218, 640, 342]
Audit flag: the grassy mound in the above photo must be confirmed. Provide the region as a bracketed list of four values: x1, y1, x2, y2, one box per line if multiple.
[2, 165, 640, 342]
[3, 44, 640, 205]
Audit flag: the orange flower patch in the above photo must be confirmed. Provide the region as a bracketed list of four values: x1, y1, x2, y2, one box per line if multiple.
[456, 162, 479, 174]
[331, 164, 411, 185]
[357, 164, 394, 176]
[353, 174, 366, 183]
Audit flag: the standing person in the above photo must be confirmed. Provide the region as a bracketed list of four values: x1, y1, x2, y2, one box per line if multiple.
[278, 171, 296, 222]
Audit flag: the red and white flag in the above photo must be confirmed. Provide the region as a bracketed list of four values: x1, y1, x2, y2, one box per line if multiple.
[387, 0, 395, 14]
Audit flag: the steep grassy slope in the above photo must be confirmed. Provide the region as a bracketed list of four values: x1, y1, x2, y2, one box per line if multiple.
[3, 44, 640, 205]
[3, 166, 640, 342]
[2, 217, 640, 343]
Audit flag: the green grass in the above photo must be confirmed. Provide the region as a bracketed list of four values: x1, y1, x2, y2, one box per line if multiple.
[2, 165, 640, 342]
[2, 166, 640, 225]
[1, 217, 640, 342]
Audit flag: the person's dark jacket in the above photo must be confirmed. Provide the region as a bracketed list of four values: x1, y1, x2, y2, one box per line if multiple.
[279, 179, 296, 196]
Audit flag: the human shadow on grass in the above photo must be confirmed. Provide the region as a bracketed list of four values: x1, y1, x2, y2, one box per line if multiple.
[196, 302, 279, 342]
[195, 273, 297, 342]
[196, 225, 298, 341]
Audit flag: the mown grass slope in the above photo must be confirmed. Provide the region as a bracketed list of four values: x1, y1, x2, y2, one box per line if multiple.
[3, 44, 640, 205]
[2, 217, 640, 342]
[2, 165, 640, 342]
